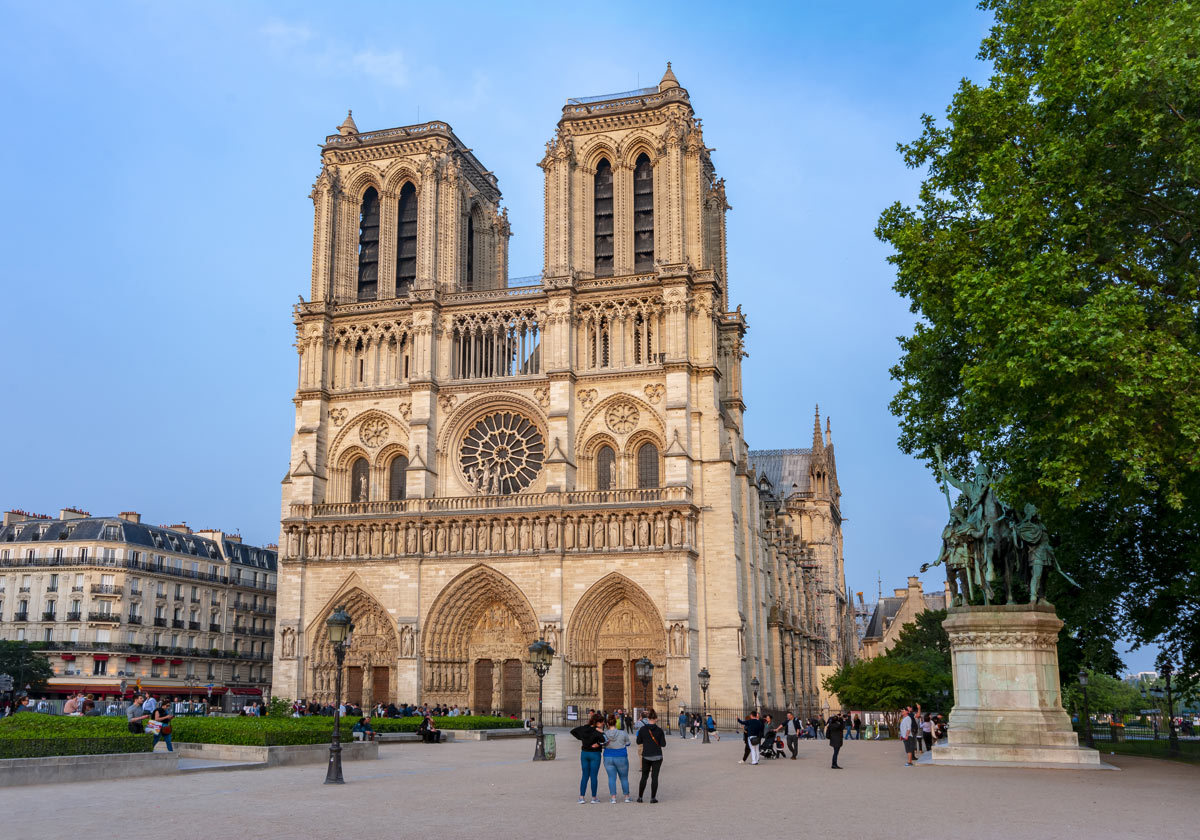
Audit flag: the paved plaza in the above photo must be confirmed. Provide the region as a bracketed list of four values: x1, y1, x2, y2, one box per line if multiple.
[4, 733, 1196, 840]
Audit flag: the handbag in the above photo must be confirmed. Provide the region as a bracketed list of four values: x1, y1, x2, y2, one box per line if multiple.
[160, 723, 172, 735]
[144, 720, 162, 735]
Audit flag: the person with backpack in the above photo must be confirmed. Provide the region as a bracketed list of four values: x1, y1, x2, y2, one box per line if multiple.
[825, 713, 844, 769]
[635, 709, 666, 803]
[571, 712, 608, 804]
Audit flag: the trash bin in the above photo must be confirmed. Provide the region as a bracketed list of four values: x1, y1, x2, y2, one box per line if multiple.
[543, 733, 556, 760]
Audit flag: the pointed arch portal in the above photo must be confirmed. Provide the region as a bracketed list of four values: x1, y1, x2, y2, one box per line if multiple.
[422, 565, 539, 715]
[308, 587, 398, 708]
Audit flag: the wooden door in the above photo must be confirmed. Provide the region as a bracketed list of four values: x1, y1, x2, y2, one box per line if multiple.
[347, 666, 363, 707]
[629, 662, 651, 710]
[603, 659, 625, 713]
[501, 659, 522, 716]
[372, 667, 390, 707]
[474, 659, 494, 713]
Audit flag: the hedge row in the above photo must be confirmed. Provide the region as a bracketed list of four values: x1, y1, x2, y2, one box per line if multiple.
[368, 715, 523, 733]
[0, 713, 523, 755]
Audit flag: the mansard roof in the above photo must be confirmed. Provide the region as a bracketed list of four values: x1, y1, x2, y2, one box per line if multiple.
[0, 515, 276, 570]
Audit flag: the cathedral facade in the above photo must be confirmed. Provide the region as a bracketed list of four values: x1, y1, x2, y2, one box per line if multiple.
[274, 66, 851, 717]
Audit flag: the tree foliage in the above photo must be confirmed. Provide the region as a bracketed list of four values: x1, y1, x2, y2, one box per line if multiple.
[876, 0, 1200, 673]
[822, 656, 939, 736]
[0, 641, 54, 693]
[1062, 670, 1146, 717]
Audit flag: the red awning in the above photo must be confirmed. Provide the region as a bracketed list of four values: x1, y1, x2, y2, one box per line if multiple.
[126, 656, 140, 663]
[152, 658, 166, 664]
[170, 659, 183, 665]
[92, 654, 109, 661]
[232, 687, 262, 696]
[60, 654, 75, 661]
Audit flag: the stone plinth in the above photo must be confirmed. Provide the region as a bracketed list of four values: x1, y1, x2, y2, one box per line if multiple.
[933, 604, 1105, 769]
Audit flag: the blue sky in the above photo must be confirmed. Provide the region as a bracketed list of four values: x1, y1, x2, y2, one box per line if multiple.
[0, 1, 1154, 671]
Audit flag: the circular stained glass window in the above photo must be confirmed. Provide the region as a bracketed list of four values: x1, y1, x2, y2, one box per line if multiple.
[460, 411, 545, 494]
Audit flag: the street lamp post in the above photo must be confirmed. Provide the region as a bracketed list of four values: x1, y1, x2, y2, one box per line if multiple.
[1078, 669, 1093, 749]
[324, 606, 354, 785]
[1152, 669, 1181, 756]
[528, 639, 555, 761]
[698, 667, 711, 744]
[635, 657, 654, 714]
[750, 676, 760, 716]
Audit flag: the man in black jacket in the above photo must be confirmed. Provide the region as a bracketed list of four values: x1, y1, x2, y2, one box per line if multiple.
[737, 711, 765, 765]
[825, 714, 844, 768]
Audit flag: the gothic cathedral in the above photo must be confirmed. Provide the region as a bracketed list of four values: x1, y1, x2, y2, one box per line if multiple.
[275, 66, 854, 717]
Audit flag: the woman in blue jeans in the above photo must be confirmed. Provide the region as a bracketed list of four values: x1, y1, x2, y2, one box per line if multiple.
[151, 703, 175, 752]
[570, 713, 607, 803]
[603, 713, 632, 803]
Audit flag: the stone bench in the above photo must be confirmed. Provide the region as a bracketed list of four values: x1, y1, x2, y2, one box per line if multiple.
[375, 731, 455, 744]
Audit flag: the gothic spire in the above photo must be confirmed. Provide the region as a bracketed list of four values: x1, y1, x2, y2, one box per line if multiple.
[338, 109, 358, 136]
[659, 61, 680, 92]
[812, 404, 824, 453]
[825, 417, 833, 448]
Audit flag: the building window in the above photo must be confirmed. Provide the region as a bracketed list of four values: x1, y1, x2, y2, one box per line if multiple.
[396, 182, 418, 294]
[389, 455, 409, 501]
[350, 457, 370, 503]
[637, 443, 660, 489]
[465, 212, 476, 290]
[594, 159, 614, 277]
[633, 154, 654, 272]
[93, 659, 108, 675]
[357, 187, 380, 301]
[597, 446, 616, 490]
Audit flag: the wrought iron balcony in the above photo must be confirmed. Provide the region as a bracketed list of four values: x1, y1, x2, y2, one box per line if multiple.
[86, 611, 120, 623]
[91, 584, 123, 595]
[41, 611, 56, 621]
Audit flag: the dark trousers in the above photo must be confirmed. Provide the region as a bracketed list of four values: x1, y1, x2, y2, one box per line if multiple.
[830, 744, 841, 768]
[923, 732, 933, 751]
[786, 735, 798, 758]
[638, 758, 661, 799]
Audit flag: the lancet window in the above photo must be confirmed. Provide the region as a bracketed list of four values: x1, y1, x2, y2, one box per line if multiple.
[389, 455, 408, 501]
[350, 457, 370, 502]
[578, 298, 664, 371]
[633, 154, 654, 273]
[396, 182, 418, 294]
[637, 443, 660, 489]
[329, 322, 412, 391]
[357, 187, 380, 301]
[465, 213, 476, 290]
[596, 446, 616, 490]
[594, 159, 614, 277]
[450, 309, 542, 380]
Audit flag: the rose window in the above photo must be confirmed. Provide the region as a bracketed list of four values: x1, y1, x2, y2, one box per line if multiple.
[359, 417, 388, 448]
[605, 402, 639, 434]
[460, 411, 545, 494]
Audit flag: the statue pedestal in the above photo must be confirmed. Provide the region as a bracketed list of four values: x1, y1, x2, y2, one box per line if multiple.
[933, 604, 1106, 769]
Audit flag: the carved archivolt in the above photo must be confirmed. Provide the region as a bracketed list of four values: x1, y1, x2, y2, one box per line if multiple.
[330, 410, 406, 466]
[423, 564, 539, 661]
[567, 572, 666, 661]
[307, 587, 397, 704]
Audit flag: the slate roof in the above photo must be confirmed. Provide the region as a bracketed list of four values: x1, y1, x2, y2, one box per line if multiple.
[0, 516, 275, 570]
[747, 448, 818, 496]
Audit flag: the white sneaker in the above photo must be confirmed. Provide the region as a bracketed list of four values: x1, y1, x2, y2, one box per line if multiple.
[624, 797, 632, 803]
[578, 797, 586, 804]
[738, 759, 745, 764]
[610, 797, 617, 804]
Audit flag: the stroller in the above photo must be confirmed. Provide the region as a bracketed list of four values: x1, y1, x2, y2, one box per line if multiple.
[758, 730, 786, 760]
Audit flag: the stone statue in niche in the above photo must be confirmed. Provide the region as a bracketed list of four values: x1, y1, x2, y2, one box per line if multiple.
[654, 514, 665, 547]
[399, 625, 416, 658]
[669, 513, 682, 546]
[280, 627, 297, 659]
[623, 516, 635, 548]
[638, 515, 650, 547]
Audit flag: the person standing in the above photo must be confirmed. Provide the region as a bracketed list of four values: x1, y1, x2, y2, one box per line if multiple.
[826, 713, 843, 769]
[921, 713, 934, 752]
[678, 709, 689, 739]
[899, 706, 916, 766]
[737, 710, 764, 765]
[571, 712, 607, 804]
[602, 714, 632, 803]
[782, 711, 802, 760]
[126, 693, 149, 734]
[635, 709, 666, 803]
[151, 703, 175, 752]
[853, 715, 863, 741]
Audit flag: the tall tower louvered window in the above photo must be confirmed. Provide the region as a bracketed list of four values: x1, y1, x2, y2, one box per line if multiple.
[594, 159, 614, 277]
[596, 446, 616, 490]
[465, 213, 476, 290]
[357, 188, 380, 301]
[633, 154, 654, 272]
[388, 455, 408, 501]
[350, 457, 370, 503]
[637, 443, 660, 489]
[396, 182, 418, 294]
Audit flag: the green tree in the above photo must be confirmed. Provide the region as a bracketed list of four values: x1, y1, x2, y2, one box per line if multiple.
[883, 609, 953, 713]
[875, 0, 1200, 674]
[1063, 671, 1146, 719]
[822, 657, 937, 737]
[0, 641, 54, 694]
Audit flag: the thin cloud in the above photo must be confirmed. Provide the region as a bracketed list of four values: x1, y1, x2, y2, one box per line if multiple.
[261, 19, 314, 52]
[353, 49, 408, 88]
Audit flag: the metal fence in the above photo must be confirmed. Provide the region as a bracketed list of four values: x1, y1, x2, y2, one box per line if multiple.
[1077, 723, 1200, 759]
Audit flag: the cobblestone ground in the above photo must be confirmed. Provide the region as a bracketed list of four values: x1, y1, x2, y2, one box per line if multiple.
[3, 732, 1195, 839]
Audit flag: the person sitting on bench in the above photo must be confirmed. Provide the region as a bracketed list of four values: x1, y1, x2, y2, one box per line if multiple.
[417, 714, 442, 743]
[352, 716, 376, 741]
